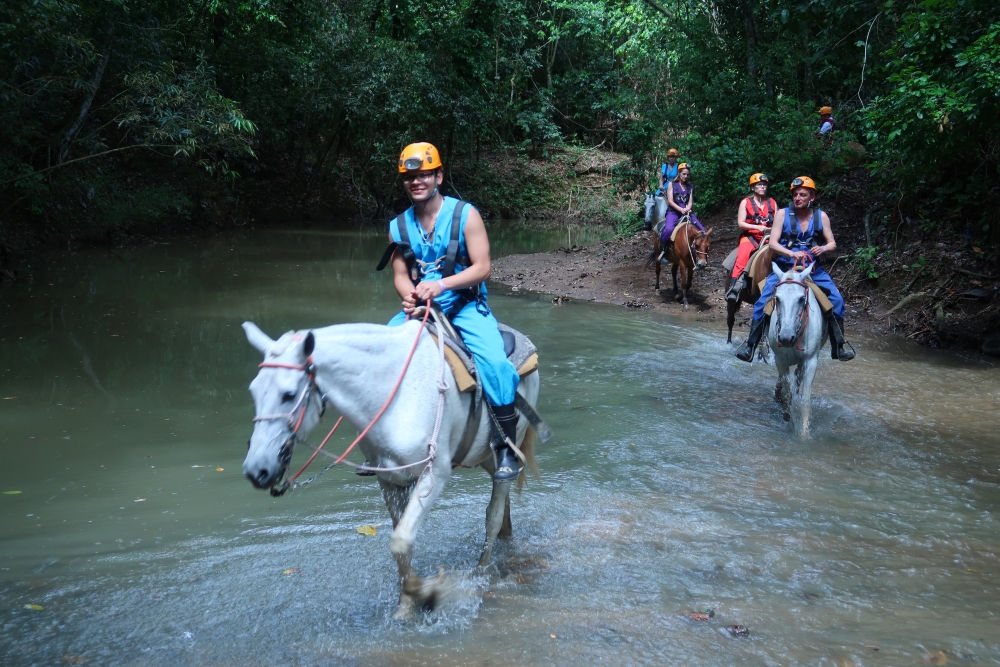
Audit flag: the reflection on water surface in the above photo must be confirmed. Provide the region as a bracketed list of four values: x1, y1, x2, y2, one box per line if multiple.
[0, 224, 998, 666]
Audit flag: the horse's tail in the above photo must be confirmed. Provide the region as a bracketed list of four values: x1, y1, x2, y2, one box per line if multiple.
[516, 424, 541, 493]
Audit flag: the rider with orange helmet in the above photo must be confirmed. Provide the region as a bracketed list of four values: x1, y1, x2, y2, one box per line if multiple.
[735, 176, 855, 362]
[376, 142, 523, 481]
[657, 148, 680, 194]
[726, 173, 777, 302]
[658, 162, 705, 246]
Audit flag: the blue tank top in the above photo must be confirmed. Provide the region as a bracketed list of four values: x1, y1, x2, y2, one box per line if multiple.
[661, 163, 678, 181]
[777, 206, 824, 268]
[388, 196, 487, 312]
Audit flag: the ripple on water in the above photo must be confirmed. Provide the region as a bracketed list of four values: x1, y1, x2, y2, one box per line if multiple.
[0, 230, 998, 665]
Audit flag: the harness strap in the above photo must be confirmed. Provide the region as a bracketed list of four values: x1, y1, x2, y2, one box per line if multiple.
[375, 213, 419, 283]
[442, 201, 468, 278]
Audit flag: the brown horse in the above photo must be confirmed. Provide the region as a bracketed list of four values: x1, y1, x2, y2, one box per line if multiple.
[649, 221, 714, 307]
[725, 244, 775, 343]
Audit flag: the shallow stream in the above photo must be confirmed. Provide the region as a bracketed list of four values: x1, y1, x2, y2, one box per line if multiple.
[1, 225, 998, 666]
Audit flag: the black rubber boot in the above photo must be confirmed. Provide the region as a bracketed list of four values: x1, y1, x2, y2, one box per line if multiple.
[827, 315, 855, 361]
[735, 316, 768, 362]
[725, 275, 745, 303]
[491, 402, 522, 482]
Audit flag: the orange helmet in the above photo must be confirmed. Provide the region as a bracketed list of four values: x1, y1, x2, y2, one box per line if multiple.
[667, 148, 679, 157]
[398, 142, 443, 173]
[749, 173, 768, 186]
[819, 106, 832, 116]
[790, 176, 817, 191]
[677, 162, 691, 172]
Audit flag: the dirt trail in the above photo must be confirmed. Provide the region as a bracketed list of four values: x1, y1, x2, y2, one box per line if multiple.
[492, 222, 1000, 352]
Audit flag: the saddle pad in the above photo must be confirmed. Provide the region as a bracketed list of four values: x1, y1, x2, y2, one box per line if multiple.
[762, 278, 834, 316]
[746, 244, 773, 280]
[670, 221, 689, 243]
[427, 322, 539, 394]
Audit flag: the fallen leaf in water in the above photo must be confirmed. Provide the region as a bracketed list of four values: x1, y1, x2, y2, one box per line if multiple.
[356, 525, 377, 536]
[685, 612, 712, 621]
[282, 568, 300, 576]
[925, 650, 948, 664]
[3, 491, 22, 495]
[549, 634, 556, 639]
[134, 498, 145, 502]
[973, 246, 983, 253]
[215, 467, 224, 472]
[23, 604, 43, 610]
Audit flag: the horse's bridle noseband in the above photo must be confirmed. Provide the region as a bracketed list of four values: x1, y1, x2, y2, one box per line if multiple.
[252, 356, 327, 439]
[773, 275, 811, 351]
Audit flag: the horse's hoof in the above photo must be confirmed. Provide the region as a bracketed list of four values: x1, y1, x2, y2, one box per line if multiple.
[392, 599, 416, 622]
[783, 412, 791, 422]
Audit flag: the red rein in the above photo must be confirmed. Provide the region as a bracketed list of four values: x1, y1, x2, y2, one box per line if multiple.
[257, 306, 433, 484]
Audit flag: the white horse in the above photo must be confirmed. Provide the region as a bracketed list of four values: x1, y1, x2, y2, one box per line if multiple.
[767, 262, 827, 437]
[241, 319, 540, 619]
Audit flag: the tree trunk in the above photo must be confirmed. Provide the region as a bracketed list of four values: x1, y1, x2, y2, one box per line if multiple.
[58, 50, 110, 164]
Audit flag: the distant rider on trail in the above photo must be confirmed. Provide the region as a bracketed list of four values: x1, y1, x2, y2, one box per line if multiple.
[659, 162, 705, 248]
[657, 148, 680, 194]
[378, 142, 523, 481]
[726, 173, 776, 302]
[735, 176, 855, 363]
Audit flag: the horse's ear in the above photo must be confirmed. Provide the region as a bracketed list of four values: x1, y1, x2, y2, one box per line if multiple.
[302, 331, 315, 358]
[800, 262, 815, 280]
[706, 226, 714, 236]
[243, 322, 275, 355]
[771, 261, 784, 278]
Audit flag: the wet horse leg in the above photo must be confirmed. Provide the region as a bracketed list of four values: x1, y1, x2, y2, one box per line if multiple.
[387, 465, 448, 619]
[796, 356, 818, 438]
[653, 236, 662, 291]
[775, 357, 793, 422]
[683, 253, 695, 307]
[727, 299, 739, 343]
[479, 478, 513, 567]
[379, 478, 418, 618]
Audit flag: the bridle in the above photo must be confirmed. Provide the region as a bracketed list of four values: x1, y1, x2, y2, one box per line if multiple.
[678, 216, 709, 267]
[772, 259, 813, 351]
[248, 306, 443, 497]
[252, 356, 326, 436]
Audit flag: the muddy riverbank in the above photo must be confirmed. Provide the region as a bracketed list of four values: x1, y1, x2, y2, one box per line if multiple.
[491, 226, 1000, 353]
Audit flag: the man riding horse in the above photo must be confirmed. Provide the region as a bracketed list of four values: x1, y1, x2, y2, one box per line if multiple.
[379, 142, 523, 481]
[726, 172, 776, 302]
[735, 176, 855, 363]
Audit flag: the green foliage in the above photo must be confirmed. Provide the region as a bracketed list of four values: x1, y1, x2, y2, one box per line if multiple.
[0, 0, 997, 249]
[852, 246, 881, 279]
[863, 0, 1000, 241]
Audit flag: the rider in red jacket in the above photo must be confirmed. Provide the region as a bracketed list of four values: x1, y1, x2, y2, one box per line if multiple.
[726, 173, 776, 302]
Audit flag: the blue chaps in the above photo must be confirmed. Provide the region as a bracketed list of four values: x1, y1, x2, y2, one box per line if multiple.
[752, 264, 845, 321]
[388, 301, 520, 406]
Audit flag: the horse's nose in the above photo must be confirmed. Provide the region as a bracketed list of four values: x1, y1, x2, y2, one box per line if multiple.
[245, 466, 273, 489]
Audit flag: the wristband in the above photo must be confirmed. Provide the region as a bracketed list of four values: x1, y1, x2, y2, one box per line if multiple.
[438, 280, 449, 293]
